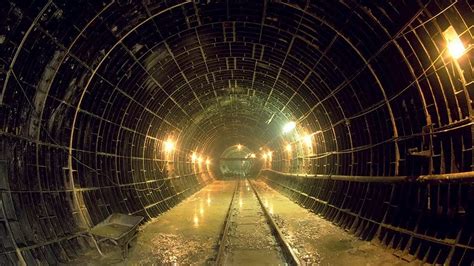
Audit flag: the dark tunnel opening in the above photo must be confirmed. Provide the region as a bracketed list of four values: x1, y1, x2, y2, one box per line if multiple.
[0, 0, 473, 264]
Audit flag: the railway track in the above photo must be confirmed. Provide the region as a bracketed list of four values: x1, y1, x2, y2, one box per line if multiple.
[214, 178, 300, 265]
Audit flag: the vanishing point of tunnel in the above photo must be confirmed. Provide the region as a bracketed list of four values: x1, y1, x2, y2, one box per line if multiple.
[0, 0, 473, 265]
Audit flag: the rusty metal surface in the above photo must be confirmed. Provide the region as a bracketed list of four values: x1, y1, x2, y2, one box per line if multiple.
[90, 213, 143, 241]
[262, 169, 474, 183]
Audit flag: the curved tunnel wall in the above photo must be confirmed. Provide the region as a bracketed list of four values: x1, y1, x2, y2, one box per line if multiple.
[0, 0, 472, 264]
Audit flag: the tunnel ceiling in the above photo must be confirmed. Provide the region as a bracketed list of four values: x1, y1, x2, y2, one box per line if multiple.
[0, 0, 473, 263]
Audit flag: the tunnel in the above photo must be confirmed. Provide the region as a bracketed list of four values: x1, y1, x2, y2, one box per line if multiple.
[0, 0, 473, 264]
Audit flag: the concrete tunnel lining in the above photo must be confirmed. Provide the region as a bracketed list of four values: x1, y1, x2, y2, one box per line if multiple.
[0, 0, 473, 264]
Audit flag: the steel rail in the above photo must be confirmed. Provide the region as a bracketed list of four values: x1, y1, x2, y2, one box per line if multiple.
[215, 179, 240, 265]
[248, 179, 301, 266]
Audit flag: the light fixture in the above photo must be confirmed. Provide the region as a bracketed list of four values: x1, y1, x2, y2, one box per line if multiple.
[197, 156, 203, 164]
[205, 158, 211, 165]
[286, 144, 292, 152]
[262, 153, 267, 160]
[267, 151, 273, 158]
[283, 121, 296, 134]
[163, 139, 175, 153]
[237, 144, 242, 150]
[303, 134, 312, 147]
[191, 152, 197, 162]
[443, 26, 466, 59]
[250, 153, 256, 158]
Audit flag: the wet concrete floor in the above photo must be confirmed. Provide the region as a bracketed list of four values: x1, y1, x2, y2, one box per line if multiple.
[251, 180, 411, 265]
[71, 179, 410, 265]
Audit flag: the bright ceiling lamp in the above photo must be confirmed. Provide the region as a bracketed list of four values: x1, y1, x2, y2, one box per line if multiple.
[250, 153, 256, 158]
[282, 121, 296, 134]
[443, 26, 466, 59]
[191, 152, 198, 162]
[262, 151, 272, 160]
[237, 144, 242, 150]
[286, 144, 292, 152]
[163, 139, 175, 153]
[205, 158, 211, 165]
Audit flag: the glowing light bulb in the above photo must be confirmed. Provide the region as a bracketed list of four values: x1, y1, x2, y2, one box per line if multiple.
[303, 134, 312, 146]
[443, 26, 466, 59]
[250, 153, 256, 158]
[283, 121, 296, 133]
[448, 39, 465, 59]
[237, 144, 242, 150]
[191, 152, 197, 162]
[163, 139, 175, 152]
[205, 158, 211, 165]
[286, 144, 292, 152]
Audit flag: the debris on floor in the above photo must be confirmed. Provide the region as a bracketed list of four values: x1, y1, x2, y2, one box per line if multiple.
[69, 181, 411, 265]
[135, 233, 211, 264]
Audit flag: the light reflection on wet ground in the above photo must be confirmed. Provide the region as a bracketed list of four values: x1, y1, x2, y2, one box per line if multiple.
[130, 181, 237, 265]
[224, 179, 285, 265]
[70, 180, 411, 265]
[71, 181, 236, 265]
[252, 180, 412, 266]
